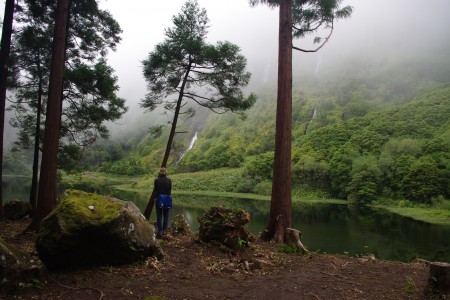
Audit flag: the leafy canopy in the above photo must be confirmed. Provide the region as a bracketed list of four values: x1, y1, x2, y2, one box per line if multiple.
[9, 0, 127, 153]
[141, 0, 256, 117]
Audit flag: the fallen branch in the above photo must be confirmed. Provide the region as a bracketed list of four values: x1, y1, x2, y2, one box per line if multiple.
[305, 292, 322, 300]
[50, 277, 104, 300]
[320, 271, 359, 286]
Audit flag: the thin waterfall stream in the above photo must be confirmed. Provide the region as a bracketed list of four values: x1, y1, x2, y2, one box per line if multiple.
[176, 131, 198, 165]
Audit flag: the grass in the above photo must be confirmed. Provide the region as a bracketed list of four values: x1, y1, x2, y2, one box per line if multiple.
[378, 206, 450, 225]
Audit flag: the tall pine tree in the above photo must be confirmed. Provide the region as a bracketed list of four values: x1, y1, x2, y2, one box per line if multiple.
[250, 0, 352, 242]
[0, 0, 15, 221]
[9, 0, 126, 218]
[142, 0, 256, 218]
[27, 0, 70, 231]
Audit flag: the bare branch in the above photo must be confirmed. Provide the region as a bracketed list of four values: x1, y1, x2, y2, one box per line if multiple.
[293, 21, 334, 53]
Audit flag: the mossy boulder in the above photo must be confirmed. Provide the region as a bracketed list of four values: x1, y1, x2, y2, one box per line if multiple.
[36, 189, 163, 270]
[3, 199, 31, 220]
[0, 238, 40, 293]
[198, 206, 254, 251]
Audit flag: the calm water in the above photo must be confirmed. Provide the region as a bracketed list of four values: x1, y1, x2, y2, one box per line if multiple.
[6, 179, 450, 263]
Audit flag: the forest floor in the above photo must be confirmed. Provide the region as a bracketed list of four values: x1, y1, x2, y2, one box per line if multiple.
[1, 218, 445, 300]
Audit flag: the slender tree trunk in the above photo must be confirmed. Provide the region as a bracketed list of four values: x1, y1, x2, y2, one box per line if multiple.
[261, 0, 293, 243]
[144, 60, 192, 219]
[0, 0, 15, 221]
[161, 61, 192, 168]
[27, 0, 69, 231]
[29, 68, 43, 216]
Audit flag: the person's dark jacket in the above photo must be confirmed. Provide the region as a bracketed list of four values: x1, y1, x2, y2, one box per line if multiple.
[154, 176, 172, 196]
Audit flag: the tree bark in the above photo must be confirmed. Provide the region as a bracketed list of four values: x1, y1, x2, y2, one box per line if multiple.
[285, 228, 308, 254]
[0, 0, 15, 221]
[27, 0, 69, 231]
[29, 69, 44, 217]
[261, 0, 293, 243]
[161, 59, 192, 168]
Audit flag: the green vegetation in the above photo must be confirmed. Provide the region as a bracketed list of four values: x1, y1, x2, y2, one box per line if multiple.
[78, 50, 450, 208]
[379, 206, 450, 225]
[60, 170, 450, 226]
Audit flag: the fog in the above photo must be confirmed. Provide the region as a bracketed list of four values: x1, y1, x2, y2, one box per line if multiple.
[1, 0, 449, 141]
[98, 0, 450, 114]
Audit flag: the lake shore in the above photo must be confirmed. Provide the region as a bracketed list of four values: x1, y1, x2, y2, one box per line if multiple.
[60, 171, 450, 226]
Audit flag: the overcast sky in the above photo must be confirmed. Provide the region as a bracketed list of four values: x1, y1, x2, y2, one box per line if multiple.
[99, 0, 279, 111]
[1, 0, 449, 113]
[97, 0, 450, 111]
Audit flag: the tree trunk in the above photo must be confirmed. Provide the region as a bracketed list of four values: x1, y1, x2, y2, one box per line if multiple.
[144, 60, 192, 219]
[27, 0, 69, 231]
[261, 0, 293, 243]
[0, 0, 15, 221]
[428, 262, 450, 294]
[29, 70, 43, 216]
[161, 60, 192, 168]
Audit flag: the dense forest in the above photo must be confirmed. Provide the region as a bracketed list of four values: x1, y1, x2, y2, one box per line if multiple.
[45, 46, 449, 206]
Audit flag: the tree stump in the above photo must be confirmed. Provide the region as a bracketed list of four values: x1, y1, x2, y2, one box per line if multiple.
[170, 214, 192, 236]
[198, 206, 253, 251]
[428, 262, 450, 294]
[285, 228, 308, 254]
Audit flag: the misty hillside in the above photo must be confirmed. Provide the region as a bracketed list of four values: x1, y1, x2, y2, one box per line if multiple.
[78, 48, 450, 204]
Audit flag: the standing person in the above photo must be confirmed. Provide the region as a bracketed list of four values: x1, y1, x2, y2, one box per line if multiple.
[154, 167, 172, 236]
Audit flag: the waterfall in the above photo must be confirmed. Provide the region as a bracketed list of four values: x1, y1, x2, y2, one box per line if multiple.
[305, 107, 317, 134]
[187, 131, 198, 151]
[176, 131, 198, 165]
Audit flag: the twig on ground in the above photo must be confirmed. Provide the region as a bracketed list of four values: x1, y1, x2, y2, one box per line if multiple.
[50, 277, 105, 300]
[320, 271, 359, 286]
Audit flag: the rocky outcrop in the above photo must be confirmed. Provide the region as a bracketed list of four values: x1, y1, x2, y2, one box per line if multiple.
[3, 199, 31, 220]
[36, 189, 163, 270]
[0, 238, 39, 293]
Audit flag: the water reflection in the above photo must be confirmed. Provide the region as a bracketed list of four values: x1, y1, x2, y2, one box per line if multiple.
[71, 186, 449, 263]
[7, 180, 450, 263]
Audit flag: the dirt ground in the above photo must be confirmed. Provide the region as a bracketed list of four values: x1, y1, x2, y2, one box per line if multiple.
[0, 218, 443, 300]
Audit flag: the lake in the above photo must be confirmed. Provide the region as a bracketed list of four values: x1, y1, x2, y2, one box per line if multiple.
[5, 179, 450, 263]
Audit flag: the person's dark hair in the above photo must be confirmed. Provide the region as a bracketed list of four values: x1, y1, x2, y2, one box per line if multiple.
[158, 167, 167, 177]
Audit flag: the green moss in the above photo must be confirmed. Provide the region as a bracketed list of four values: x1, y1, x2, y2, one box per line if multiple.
[48, 189, 123, 231]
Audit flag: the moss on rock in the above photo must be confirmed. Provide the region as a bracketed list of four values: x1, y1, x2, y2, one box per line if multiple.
[51, 189, 123, 231]
[37, 189, 163, 270]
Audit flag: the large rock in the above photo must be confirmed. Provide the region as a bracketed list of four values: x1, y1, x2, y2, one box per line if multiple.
[3, 199, 31, 220]
[36, 189, 163, 270]
[0, 238, 39, 293]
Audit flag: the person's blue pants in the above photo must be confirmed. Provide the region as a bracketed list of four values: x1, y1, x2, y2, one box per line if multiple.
[156, 206, 170, 234]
